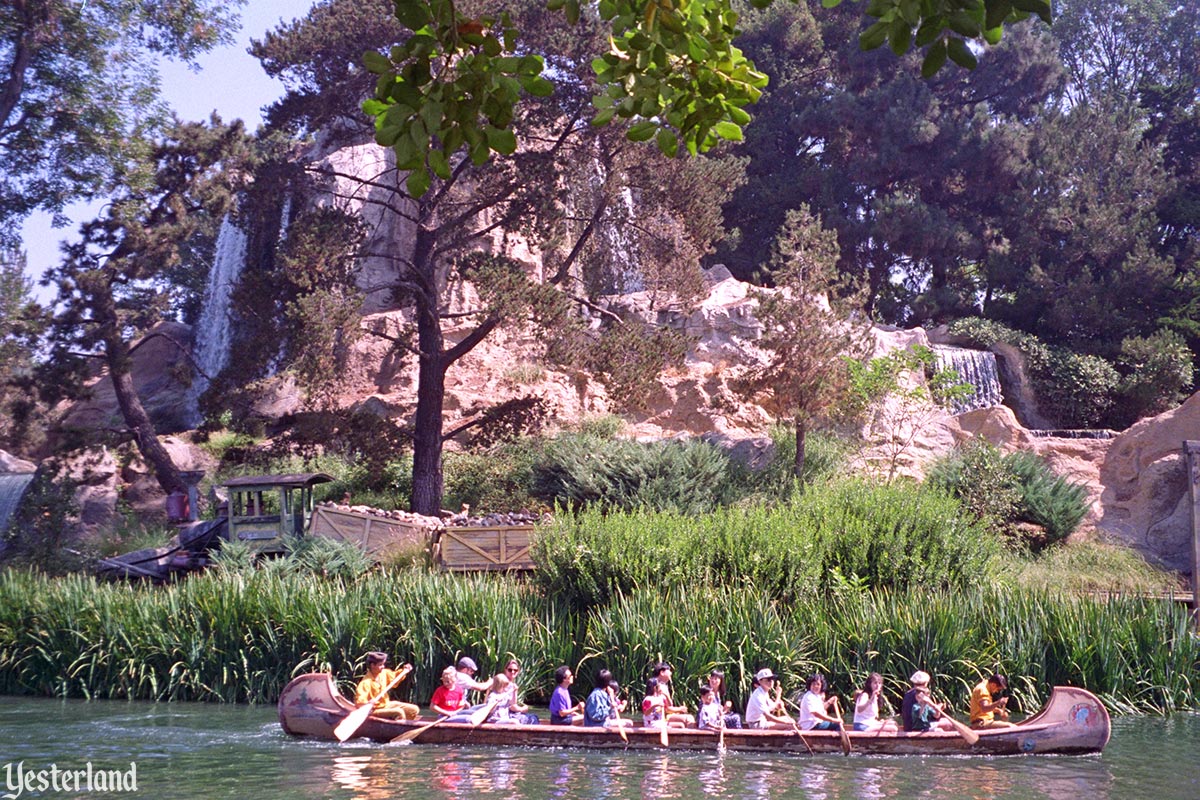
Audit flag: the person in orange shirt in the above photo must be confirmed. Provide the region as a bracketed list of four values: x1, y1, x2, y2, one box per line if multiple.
[354, 651, 418, 720]
[970, 673, 1016, 729]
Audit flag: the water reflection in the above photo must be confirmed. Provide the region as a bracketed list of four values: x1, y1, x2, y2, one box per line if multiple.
[4, 699, 1192, 800]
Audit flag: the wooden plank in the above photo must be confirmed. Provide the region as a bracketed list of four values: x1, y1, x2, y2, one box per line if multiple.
[437, 526, 536, 571]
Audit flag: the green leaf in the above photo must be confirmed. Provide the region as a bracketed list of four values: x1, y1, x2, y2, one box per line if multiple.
[520, 76, 555, 97]
[947, 37, 979, 69]
[821, 0, 843, 7]
[362, 98, 388, 117]
[1010, 0, 1052, 24]
[859, 21, 890, 51]
[565, 0, 580, 24]
[985, 0, 1014, 30]
[898, 0, 921, 25]
[713, 121, 744, 141]
[484, 126, 518, 155]
[889, 20, 912, 56]
[363, 50, 391, 75]
[469, 141, 491, 166]
[948, 11, 983, 38]
[914, 19, 942, 47]
[983, 26, 1003, 45]
[592, 107, 616, 126]
[921, 39, 948, 78]
[406, 167, 431, 198]
[483, 36, 502, 57]
[656, 129, 679, 158]
[546, 0, 566, 9]
[428, 149, 452, 180]
[626, 121, 658, 142]
[394, 0, 432, 30]
[728, 106, 751, 125]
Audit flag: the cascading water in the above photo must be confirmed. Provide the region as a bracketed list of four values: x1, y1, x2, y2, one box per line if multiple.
[931, 345, 1005, 413]
[0, 473, 34, 538]
[187, 215, 248, 425]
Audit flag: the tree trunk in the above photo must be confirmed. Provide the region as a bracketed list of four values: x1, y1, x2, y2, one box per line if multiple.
[106, 341, 186, 495]
[793, 416, 808, 481]
[408, 226, 445, 517]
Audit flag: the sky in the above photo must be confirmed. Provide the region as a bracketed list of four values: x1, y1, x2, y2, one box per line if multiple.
[19, 1, 318, 301]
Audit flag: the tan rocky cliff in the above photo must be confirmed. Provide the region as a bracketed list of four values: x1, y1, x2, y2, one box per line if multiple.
[48, 269, 1199, 573]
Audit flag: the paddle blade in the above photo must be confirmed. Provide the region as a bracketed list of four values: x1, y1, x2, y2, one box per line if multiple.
[390, 716, 447, 744]
[333, 703, 374, 742]
[838, 724, 853, 755]
[470, 699, 498, 728]
[946, 715, 980, 745]
[659, 725, 669, 747]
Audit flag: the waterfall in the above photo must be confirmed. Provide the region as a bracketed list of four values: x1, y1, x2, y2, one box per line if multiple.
[0, 473, 35, 537]
[187, 215, 247, 424]
[931, 345, 1005, 414]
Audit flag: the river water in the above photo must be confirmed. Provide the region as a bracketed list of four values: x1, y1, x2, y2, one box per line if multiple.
[1, 697, 1197, 799]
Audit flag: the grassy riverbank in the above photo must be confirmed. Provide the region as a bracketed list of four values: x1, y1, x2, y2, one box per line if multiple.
[1, 567, 1194, 716]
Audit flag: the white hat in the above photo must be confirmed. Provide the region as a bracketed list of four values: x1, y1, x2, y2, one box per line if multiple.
[909, 670, 931, 686]
[754, 668, 778, 684]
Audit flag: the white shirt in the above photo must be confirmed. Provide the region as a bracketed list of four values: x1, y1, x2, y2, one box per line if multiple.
[745, 686, 774, 726]
[854, 692, 879, 726]
[799, 690, 825, 730]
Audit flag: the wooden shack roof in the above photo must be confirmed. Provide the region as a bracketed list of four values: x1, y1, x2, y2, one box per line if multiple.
[221, 473, 334, 490]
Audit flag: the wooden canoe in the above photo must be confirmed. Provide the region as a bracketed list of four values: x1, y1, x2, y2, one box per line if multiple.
[278, 673, 1110, 755]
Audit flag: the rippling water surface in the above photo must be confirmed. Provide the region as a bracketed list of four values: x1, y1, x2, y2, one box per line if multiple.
[1, 698, 1197, 799]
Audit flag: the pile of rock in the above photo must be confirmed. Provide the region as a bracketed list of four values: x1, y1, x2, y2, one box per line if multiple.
[444, 509, 552, 528]
[319, 502, 444, 530]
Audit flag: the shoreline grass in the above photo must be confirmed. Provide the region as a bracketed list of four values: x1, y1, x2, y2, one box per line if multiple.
[0, 567, 1195, 716]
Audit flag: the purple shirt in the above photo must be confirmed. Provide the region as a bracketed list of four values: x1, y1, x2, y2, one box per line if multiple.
[549, 685, 574, 724]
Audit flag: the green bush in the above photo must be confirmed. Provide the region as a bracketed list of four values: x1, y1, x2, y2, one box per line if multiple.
[928, 442, 1090, 546]
[926, 439, 1022, 528]
[532, 478, 997, 612]
[532, 434, 737, 513]
[1115, 329, 1194, 425]
[737, 426, 848, 501]
[443, 445, 540, 513]
[1003, 451, 1090, 546]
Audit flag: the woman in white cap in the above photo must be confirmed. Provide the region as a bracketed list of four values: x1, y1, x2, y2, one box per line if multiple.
[744, 669, 795, 730]
[901, 670, 955, 732]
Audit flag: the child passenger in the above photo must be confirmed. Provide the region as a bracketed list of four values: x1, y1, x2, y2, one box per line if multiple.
[696, 685, 725, 731]
[853, 672, 898, 733]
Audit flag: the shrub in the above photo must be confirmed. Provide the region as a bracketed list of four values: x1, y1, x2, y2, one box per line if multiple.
[532, 435, 737, 514]
[928, 442, 1090, 547]
[1003, 451, 1090, 547]
[926, 439, 1022, 529]
[443, 445, 540, 513]
[739, 426, 848, 501]
[1115, 329, 1194, 425]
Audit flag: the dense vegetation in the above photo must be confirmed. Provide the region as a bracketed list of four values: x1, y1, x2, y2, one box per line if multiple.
[0, 566, 1194, 716]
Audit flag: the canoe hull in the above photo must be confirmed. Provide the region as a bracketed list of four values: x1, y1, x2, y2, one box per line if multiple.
[278, 673, 1110, 756]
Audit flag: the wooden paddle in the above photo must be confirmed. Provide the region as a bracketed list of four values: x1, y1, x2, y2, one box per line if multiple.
[928, 697, 980, 745]
[390, 714, 449, 744]
[831, 696, 853, 755]
[334, 665, 413, 742]
[470, 697, 500, 728]
[718, 718, 726, 752]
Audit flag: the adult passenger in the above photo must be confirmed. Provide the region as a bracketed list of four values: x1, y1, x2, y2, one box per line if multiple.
[797, 674, 845, 733]
[454, 656, 495, 699]
[585, 669, 633, 728]
[496, 658, 539, 724]
[549, 665, 585, 725]
[970, 673, 1016, 729]
[354, 651, 418, 720]
[744, 668, 795, 730]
